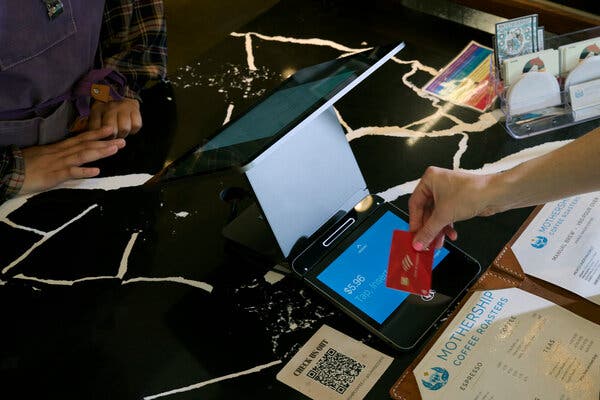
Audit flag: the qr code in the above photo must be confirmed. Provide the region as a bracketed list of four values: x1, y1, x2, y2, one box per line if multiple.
[306, 348, 365, 394]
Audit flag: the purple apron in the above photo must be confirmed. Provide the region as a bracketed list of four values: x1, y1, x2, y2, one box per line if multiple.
[0, 0, 106, 146]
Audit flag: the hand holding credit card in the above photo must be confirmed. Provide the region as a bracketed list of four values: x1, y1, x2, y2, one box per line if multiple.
[386, 230, 433, 295]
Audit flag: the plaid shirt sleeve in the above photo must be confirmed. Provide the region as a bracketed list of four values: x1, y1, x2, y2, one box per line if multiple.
[100, 0, 168, 98]
[0, 146, 25, 203]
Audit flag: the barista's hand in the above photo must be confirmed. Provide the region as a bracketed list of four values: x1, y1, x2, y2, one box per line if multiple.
[20, 126, 126, 194]
[88, 98, 142, 138]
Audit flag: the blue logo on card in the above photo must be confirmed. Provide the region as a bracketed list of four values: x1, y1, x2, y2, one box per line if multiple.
[421, 367, 449, 391]
[531, 236, 548, 249]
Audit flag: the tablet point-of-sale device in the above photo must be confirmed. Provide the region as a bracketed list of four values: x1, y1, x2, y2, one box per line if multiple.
[152, 42, 481, 351]
[291, 197, 481, 351]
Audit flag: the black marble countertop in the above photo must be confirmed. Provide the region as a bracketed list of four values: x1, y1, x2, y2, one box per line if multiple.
[1, 1, 598, 399]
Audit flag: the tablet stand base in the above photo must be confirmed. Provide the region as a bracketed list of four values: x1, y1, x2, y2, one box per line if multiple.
[222, 202, 284, 263]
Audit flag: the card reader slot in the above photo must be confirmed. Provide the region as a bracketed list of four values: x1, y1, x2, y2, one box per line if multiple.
[322, 218, 355, 247]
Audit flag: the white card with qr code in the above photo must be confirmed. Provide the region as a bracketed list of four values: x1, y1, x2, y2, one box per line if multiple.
[276, 324, 393, 400]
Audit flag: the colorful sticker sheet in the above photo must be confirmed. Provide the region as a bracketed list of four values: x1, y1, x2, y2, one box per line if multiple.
[423, 41, 496, 112]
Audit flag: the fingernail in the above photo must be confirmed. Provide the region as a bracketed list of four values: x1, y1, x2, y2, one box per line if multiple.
[413, 241, 423, 251]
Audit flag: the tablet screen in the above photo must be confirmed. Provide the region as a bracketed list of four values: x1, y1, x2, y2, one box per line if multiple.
[316, 210, 449, 324]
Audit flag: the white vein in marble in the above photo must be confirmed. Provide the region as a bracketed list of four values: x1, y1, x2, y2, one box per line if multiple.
[2, 212, 213, 293]
[223, 103, 235, 125]
[264, 270, 286, 285]
[2, 204, 99, 275]
[143, 360, 282, 400]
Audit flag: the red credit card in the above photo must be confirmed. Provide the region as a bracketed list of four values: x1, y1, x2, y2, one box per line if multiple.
[385, 230, 433, 296]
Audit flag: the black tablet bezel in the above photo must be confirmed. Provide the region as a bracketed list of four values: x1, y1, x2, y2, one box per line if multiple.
[291, 202, 482, 351]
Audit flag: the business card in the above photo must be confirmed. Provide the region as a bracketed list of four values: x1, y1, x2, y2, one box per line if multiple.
[569, 78, 600, 110]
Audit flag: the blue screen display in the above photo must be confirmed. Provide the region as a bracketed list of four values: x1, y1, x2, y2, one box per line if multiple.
[317, 211, 449, 324]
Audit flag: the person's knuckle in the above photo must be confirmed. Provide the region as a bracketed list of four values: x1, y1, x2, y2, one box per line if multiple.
[75, 150, 89, 164]
[408, 194, 419, 209]
[424, 165, 438, 175]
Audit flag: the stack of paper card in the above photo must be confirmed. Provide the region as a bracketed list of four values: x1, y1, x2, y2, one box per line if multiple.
[558, 36, 600, 76]
[495, 14, 545, 68]
[563, 54, 600, 122]
[569, 78, 600, 122]
[502, 48, 559, 87]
